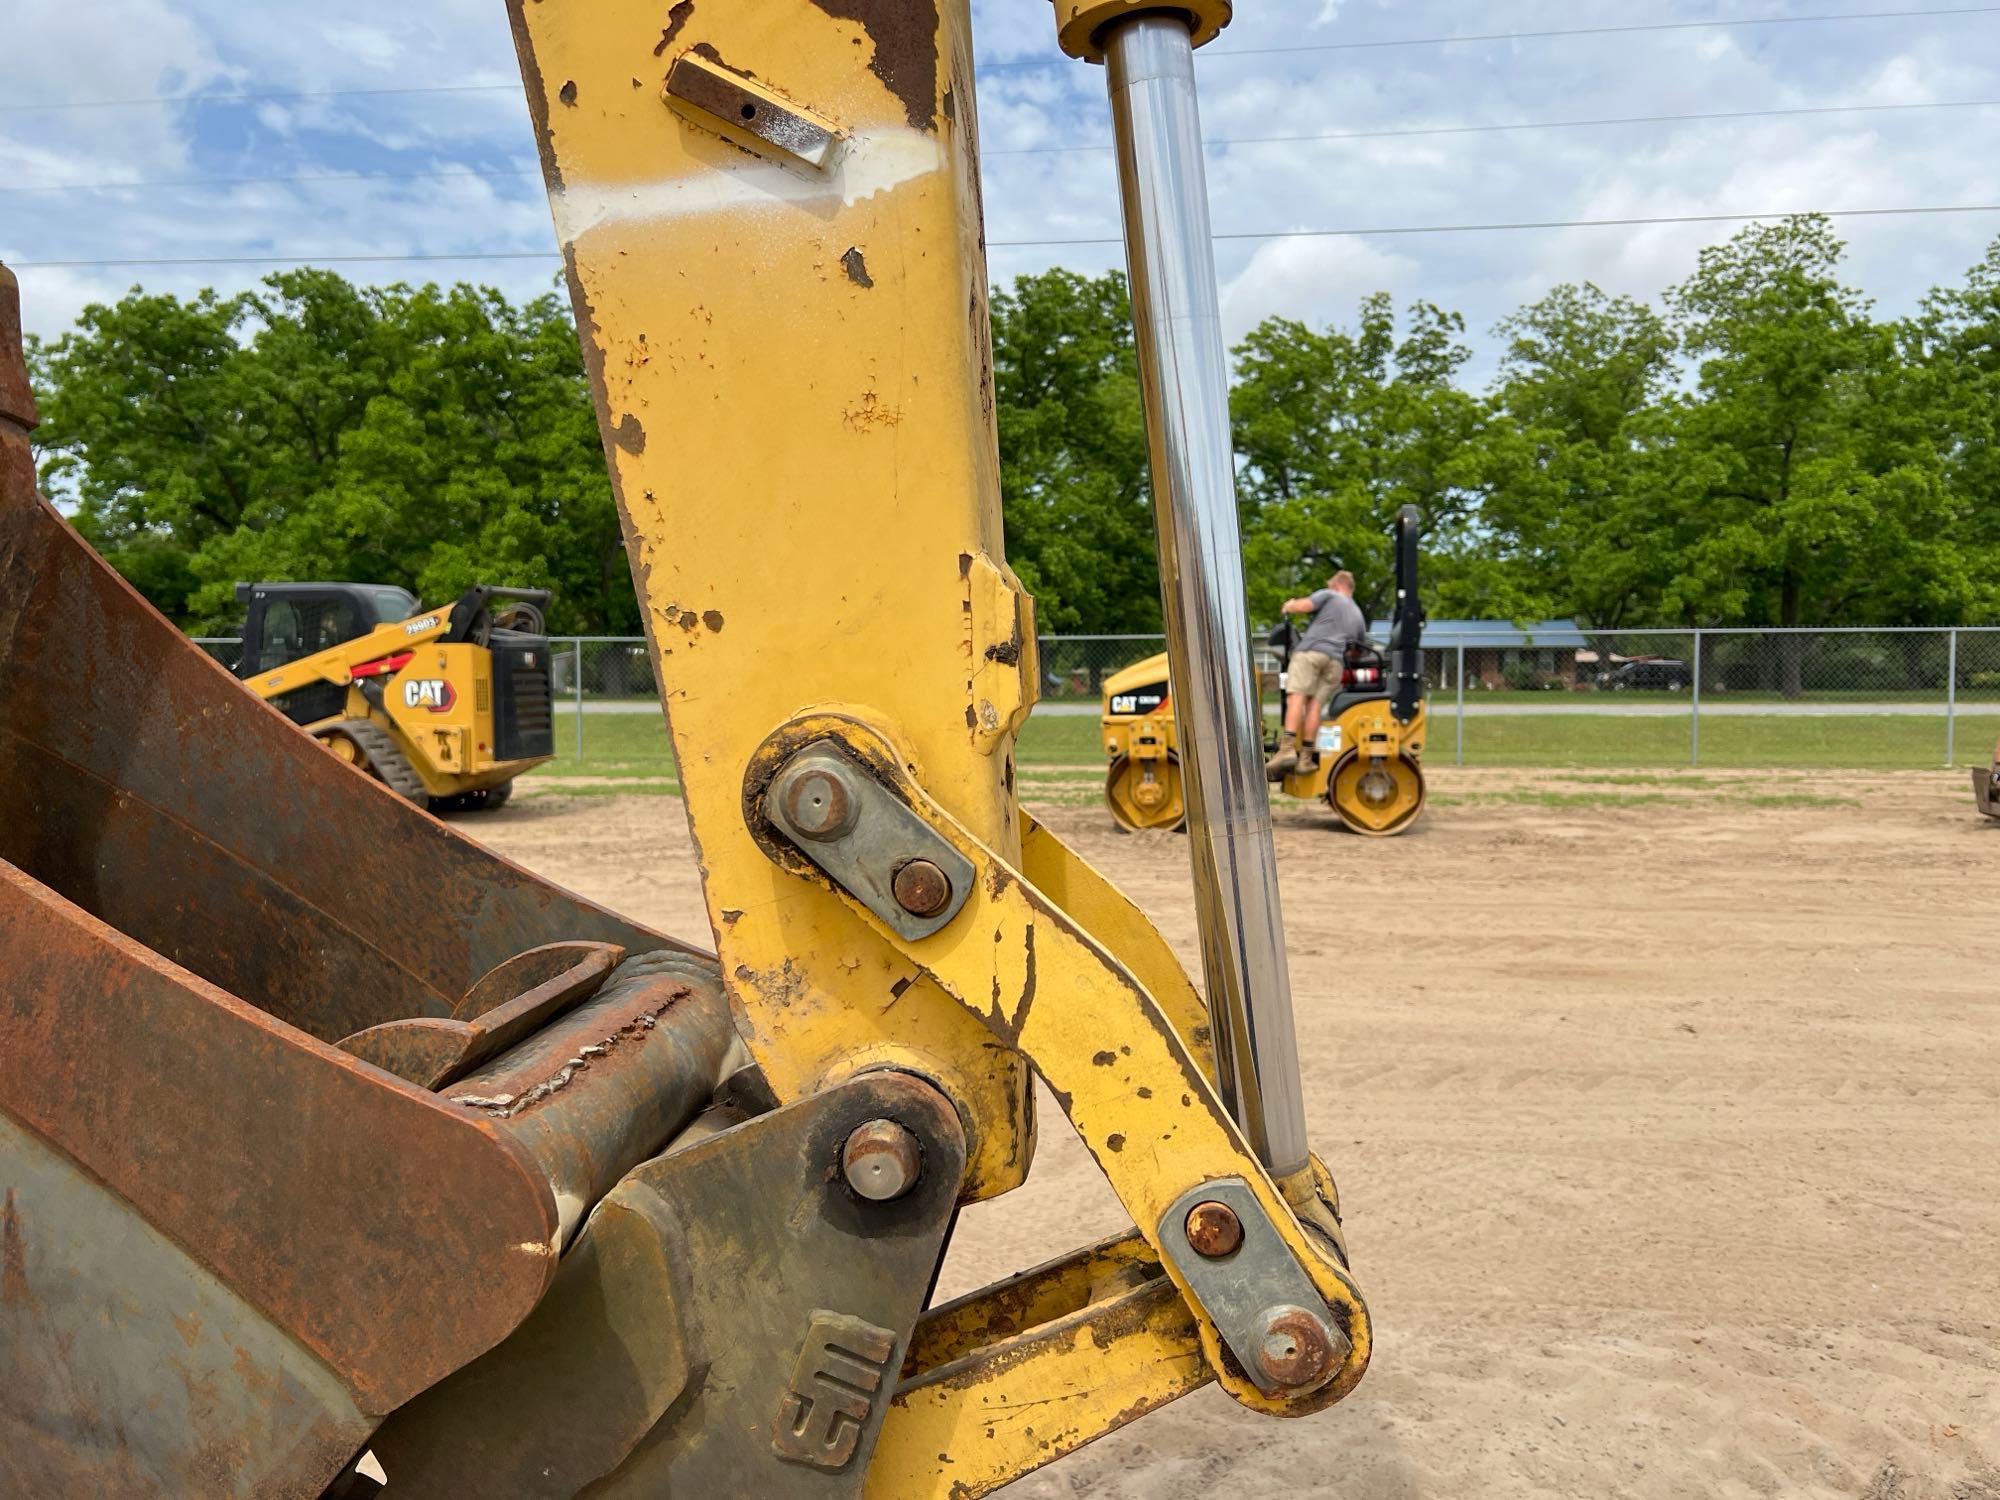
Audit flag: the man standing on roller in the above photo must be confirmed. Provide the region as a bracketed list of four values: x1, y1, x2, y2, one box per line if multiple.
[1266, 569, 1368, 779]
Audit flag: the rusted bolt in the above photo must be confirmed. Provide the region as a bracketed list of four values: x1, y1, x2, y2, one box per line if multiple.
[1254, 1304, 1344, 1392]
[1183, 1200, 1243, 1258]
[782, 765, 857, 841]
[891, 858, 951, 918]
[842, 1118, 921, 1202]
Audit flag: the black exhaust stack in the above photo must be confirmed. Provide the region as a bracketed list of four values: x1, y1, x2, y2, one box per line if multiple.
[1388, 504, 1425, 723]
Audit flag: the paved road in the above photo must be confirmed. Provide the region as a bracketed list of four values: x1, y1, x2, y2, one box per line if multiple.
[566, 698, 1986, 718]
[1030, 698, 1985, 719]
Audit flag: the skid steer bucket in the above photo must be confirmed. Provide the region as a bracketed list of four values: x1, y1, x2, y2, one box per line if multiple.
[0, 264, 747, 1497]
[1975, 766, 1998, 818]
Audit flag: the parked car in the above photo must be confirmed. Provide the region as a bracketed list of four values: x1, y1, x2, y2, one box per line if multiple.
[1604, 659, 1693, 692]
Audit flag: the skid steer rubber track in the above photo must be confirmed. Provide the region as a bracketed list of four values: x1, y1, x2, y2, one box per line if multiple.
[319, 719, 428, 804]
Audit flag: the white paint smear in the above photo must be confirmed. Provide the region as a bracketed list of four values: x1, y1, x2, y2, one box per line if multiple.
[553, 130, 945, 242]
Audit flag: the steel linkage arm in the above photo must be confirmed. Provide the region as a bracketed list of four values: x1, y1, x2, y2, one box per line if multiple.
[749, 716, 1370, 1423]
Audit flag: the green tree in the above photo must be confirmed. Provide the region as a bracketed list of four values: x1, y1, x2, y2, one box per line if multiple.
[1658, 218, 1957, 691]
[1911, 236, 2000, 618]
[988, 269, 1158, 632]
[27, 285, 252, 619]
[30, 270, 634, 634]
[1230, 295, 1533, 623]
[1487, 282, 1679, 629]
[35, 239, 2000, 658]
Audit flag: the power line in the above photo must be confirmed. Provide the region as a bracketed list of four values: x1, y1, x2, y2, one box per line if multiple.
[11, 201, 2000, 269]
[0, 165, 542, 196]
[985, 96, 2000, 155]
[1184, 3, 2000, 62]
[8, 5, 1996, 111]
[6, 252, 561, 268]
[993, 203, 2000, 247]
[0, 82, 520, 115]
[10, 95, 1999, 196]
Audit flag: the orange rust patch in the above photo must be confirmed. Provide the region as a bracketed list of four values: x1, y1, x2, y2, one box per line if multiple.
[843, 390, 903, 431]
[2, 1187, 28, 1305]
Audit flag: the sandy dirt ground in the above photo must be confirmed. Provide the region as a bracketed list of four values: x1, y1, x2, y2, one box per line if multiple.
[467, 767, 2000, 1499]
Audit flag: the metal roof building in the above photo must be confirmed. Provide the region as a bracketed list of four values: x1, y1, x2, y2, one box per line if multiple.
[1366, 618, 1589, 648]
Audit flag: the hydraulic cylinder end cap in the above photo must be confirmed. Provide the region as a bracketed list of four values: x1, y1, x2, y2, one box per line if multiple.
[1049, 0, 1232, 63]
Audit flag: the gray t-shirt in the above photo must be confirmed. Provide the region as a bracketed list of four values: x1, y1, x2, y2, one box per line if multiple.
[1296, 589, 1367, 659]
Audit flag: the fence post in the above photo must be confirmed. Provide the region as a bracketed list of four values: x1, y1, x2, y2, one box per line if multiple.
[573, 639, 585, 761]
[1946, 628, 1958, 767]
[1690, 629, 1702, 768]
[1455, 642, 1465, 767]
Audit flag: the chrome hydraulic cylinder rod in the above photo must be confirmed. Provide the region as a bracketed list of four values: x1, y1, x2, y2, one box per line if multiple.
[1101, 13, 1310, 1180]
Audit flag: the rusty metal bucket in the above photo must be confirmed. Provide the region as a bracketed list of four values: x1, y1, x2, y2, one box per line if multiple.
[0, 264, 738, 1497]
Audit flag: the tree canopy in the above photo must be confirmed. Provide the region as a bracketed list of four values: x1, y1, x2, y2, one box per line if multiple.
[26, 216, 2000, 635]
[30, 270, 632, 634]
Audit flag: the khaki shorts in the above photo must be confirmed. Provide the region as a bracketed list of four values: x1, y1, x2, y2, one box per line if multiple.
[1286, 649, 1341, 703]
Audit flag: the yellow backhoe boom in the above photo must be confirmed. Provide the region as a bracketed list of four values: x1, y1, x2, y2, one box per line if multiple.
[0, 0, 1374, 1493]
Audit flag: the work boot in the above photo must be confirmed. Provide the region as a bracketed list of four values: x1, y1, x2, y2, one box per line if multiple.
[1265, 733, 1299, 781]
[1295, 752, 1319, 776]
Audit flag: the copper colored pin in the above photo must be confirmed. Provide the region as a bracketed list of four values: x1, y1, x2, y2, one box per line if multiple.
[1184, 1200, 1243, 1258]
[891, 859, 951, 919]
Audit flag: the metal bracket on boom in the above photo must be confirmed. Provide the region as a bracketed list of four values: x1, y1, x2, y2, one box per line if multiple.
[764, 743, 975, 943]
[747, 716, 1370, 1419]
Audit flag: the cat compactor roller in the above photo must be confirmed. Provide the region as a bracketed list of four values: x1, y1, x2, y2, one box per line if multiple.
[0, 1, 1374, 1494]
[1105, 505, 1430, 835]
[234, 580, 556, 810]
[1100, 653, 1187, 831]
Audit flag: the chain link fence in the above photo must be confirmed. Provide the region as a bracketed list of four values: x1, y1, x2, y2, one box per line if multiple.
[1417, 626, 2000, 769]
[192, 627, 2000, 772]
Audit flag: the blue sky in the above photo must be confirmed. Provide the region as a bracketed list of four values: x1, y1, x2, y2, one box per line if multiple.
[5, 0, 2000, 385]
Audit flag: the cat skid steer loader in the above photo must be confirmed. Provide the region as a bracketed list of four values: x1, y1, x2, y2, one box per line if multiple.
[233, 580, 557, 809]
[0, 2, 1372, 1495]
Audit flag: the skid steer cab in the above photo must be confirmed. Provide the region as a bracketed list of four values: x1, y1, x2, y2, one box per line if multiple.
[235, 581, 556, 811]
[1103, 506, 1430, 835]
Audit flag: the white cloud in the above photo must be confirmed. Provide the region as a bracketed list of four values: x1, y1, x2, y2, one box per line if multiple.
[4, 0, 1999, 366]
[1218, 233, 1418, 343]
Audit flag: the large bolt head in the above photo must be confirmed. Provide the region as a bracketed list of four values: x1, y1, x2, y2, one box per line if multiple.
[1184, 1200, 1244, 1258]
[891, 858, 951, 918]
[783, 764, 857, 841]
[842, 1119, 922, 1202]
[1254, 1304, 1344, 1392]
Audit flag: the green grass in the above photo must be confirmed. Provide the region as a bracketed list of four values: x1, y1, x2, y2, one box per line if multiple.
[1433, 789, 1676, 810]
[533, 705, 1998, 782]
[1433, 786, 1857, 810]
[1451, 712, 1998, 769]
[533, 711, 677, 778]
[522, 778, 683, 798]
[1553, 772, 1721, 787]
[1430, 688, 2000, 706]
[1015, 714, 1107, 765]
[533, 707, 1114, 781]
